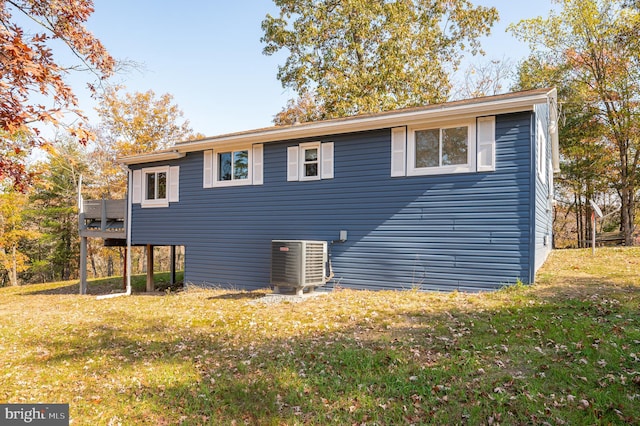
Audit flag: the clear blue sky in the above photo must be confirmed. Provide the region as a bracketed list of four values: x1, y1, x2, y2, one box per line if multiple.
[71, 0, 555, 138]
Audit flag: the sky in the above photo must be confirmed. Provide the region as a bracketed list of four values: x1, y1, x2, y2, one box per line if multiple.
[64, 0, 556, 138]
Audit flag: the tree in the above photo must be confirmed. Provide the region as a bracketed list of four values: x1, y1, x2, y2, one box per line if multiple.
[513, 56, 612, 247]
[29, 139, 88, 281]
[0, 131, 33, 192]
[510, 0, 640, 245]
[453, 58, 514, 100]
[273, 91, 325, 126]
[262, 0, 498, 122]
[0, 0, 115, 189]
[96, 86, 196, 156]
[0, 189, 38, 286]
[92, 87, 200, 197]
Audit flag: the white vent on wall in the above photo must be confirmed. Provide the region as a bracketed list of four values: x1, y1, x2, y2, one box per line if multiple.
[271, 240, 327, 295]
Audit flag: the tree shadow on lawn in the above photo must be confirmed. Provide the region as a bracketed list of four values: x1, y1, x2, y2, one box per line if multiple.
[8, 284, 639, 425]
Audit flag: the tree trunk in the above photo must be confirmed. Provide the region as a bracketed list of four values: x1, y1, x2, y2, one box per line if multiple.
[620, 186, 636, 246]
[62, 233, 71, 281]
[10, 246, 18, 286]
[107, 255, 113, 277]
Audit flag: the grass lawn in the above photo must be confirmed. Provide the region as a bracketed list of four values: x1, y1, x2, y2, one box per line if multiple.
[0, 248, 639, 425]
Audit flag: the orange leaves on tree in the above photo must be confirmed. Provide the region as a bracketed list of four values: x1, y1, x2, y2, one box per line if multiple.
[0, 0, 115, 189]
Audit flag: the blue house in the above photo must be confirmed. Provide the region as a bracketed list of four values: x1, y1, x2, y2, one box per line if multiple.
[120, 88, 558, 292]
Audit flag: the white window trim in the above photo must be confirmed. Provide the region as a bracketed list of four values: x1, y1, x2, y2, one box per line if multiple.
[299, 141, 321, 181]
[406, 120, 477, 176]
[212, 147, 253, 188]
[141, 166, 170, 208]
[203, 145, 263, 188]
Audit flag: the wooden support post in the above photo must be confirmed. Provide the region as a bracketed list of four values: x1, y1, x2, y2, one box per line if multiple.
[170, 245, 176, 285]
[146, 244, 154, 292]
[79, 236, 88, 294]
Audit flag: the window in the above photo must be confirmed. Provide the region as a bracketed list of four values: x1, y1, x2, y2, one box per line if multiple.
[132, 166, 180, 208]
[408, 124, 474, 176]
[300, 142, 320, 181]
[393, 118, 494, 177]
[287, 142, 334, 181]
[203, 145, 263, 188]
[146, 169, 167, 201]
[302, 145, 319, 178]
[414, 127, 469, 168]
[218, 150, 249, 182]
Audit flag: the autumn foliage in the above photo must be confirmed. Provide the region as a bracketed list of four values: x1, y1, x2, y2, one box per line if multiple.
[0, 0, 114, 188]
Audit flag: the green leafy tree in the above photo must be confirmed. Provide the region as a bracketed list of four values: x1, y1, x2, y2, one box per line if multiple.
[28, 140, 88, 281]
[513, 56, 612, 247]
[510, 0, 640, 245]
[262, 0, 498, 121]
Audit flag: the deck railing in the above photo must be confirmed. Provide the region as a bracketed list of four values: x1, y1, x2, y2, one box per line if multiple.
[78, 198, 126, 238]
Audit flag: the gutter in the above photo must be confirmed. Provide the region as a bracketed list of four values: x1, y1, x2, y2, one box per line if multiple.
[118, 88, 557, 166]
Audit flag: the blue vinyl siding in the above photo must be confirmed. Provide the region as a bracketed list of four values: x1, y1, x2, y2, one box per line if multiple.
[533, 104, 553, 276]
[131, 112, 534, 292]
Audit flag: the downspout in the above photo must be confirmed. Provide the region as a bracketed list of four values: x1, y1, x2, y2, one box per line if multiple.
[97, 168, 133, 300]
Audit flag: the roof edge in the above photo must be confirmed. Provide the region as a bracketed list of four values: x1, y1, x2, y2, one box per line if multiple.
[120, 151, 185, 166]
[119, 88, 556, 165]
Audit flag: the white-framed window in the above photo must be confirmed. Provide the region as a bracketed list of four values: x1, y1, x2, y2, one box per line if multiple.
[218, 149, 249, 182]
[299, 142, 320, 181]
[407, 120, 476, 176]
[391, 117, 495, 177]
[203, 144, 263, 188]
[132, 166, 180, 208]
[145, 167, 167, 203]
[287, 141, 334, 181]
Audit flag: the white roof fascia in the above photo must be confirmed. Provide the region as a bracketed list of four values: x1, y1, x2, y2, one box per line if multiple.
[120, 151, 185, 166]
[175, 91, 552, 154]
[120, 89, 555, 165]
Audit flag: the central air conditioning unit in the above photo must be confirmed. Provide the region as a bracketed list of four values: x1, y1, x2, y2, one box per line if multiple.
[271, 240, 328, 295]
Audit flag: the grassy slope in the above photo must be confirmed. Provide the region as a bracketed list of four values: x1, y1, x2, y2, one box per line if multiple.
[0, 248, 638, 425]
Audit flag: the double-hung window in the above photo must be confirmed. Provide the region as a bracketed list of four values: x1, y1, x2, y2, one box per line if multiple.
[132, 165, 180, 208]
[287, 141, 334, 181]
[300, 142, 320, 181]
[145, 168, 167, 202]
